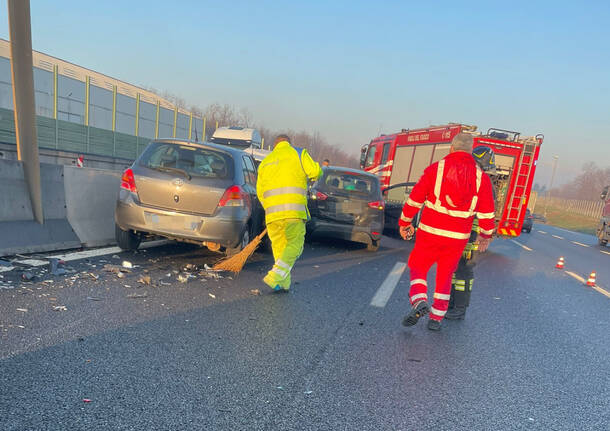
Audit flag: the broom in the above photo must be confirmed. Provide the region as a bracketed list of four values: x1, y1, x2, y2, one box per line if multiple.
[212, 228, 268, 273]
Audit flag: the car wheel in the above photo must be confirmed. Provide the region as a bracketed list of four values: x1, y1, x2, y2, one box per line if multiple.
[115, 224, 141, 251]
[367, 239, 380, 252]
[226, 227, 250, 256]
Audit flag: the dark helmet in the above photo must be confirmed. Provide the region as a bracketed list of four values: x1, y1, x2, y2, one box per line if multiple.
[472, 146, 496, 174]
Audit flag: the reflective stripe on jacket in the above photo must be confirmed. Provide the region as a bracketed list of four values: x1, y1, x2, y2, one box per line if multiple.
[257, 141, 322, 223]
[398, 151, 496, 241]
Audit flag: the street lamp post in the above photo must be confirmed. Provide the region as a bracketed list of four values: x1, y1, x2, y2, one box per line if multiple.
[543, 155, 559, 218]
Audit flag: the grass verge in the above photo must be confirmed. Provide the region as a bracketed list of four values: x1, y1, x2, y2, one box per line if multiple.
[535, 205, 598, 235]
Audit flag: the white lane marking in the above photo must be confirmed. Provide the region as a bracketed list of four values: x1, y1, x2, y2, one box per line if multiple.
[565, 271, 610, 299]
[565, 271, 586, 284]
[537, 230, 547, 234]
[13, 240, 168, 267]
[552, 235, 564, 240]
[510, 239, 533, 251]
[601, 250, 610, 256]
[571, 241, 589, 248]
[370, 262, 407, 308]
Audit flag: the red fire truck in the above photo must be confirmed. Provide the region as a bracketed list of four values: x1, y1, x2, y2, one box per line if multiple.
[360, 124, 543, 237]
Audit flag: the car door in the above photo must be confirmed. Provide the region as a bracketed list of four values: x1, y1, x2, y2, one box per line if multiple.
[242, 155, 263, 234]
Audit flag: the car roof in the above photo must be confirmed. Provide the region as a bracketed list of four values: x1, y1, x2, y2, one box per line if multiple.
[151, 139, 250, 157]
[323, 166, 378, 179]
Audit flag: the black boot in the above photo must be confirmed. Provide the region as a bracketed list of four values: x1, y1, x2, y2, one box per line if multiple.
[427, 319, 441, 331]
[402, 301, 430, 327]
[445, 306, 467, 320]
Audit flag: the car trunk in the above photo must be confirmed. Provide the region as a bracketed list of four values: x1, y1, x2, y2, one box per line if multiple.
[310, 171, 382, 227]
[133, 168, 232, 216]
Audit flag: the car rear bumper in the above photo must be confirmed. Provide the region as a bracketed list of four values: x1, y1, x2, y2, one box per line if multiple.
[115, 193, 248, 247]
[307, 218, 382, 244]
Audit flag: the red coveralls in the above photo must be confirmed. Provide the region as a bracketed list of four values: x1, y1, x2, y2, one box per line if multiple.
[399, 151, 496, 322]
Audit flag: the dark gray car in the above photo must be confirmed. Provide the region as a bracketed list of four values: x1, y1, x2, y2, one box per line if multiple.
[307, 167, 384, 251]
[114, 139, 263, 255]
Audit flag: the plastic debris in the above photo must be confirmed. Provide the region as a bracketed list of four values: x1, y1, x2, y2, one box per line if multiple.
[16, 308, 28, 312]
[117, 272, 125, 279]
[0, 259, 11, 266]
[177, 274, 189, 283]
[249, 289, 261, 296]
[127, 292, 148, 299]
[49, 258, 67, 276]
[83, 399, 92, 403]
[122, 261, 133, 269]
[208, 293, 216, 299]
[53, 305, 68, 311]
[89, 273, 99, 280]
[138, 275, 151, 285]
[21, 272, 36, 281]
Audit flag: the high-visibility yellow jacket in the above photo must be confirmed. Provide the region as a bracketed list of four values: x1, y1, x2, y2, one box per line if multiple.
[257, 141, 322, 223]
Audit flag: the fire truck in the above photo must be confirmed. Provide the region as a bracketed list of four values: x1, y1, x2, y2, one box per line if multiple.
[360, 124, 543, 237]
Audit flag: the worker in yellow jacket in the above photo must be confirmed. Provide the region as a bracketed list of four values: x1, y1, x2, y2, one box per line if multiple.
[257, 134, 322, 291]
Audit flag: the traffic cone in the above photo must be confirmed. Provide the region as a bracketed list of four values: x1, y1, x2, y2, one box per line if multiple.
[555, 257, 565, 269]
[586, 271, 596, 287]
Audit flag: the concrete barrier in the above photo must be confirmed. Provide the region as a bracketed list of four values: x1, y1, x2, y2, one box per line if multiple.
[64, 166, 121, 247]
[0, 159, 80, 255]
[0, 160, 124, 256]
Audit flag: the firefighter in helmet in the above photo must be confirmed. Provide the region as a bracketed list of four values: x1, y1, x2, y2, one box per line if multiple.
[445, 146, 496, 320]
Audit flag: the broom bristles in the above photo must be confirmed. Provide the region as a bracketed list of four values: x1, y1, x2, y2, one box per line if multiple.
[212, 228, 267, 273]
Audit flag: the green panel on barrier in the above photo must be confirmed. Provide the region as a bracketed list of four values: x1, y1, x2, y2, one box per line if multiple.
[137, 137, 152, 156]
[36, 116, 57, 149]
[0, 107, 16, 144]
[89, 126, 114, 157]
[57, 120, 87, 153]
[114, 132, 137, 160]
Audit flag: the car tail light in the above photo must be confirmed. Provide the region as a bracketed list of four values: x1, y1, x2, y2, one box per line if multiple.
[313, 191, 328, 201]
[218, 185, 251, 210]
[120, 168, 137, 193]
[368, 200, 385, 210]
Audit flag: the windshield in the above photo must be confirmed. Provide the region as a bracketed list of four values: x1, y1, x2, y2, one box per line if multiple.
[138, 142, 233, 179]
[319, 170, 380, 198]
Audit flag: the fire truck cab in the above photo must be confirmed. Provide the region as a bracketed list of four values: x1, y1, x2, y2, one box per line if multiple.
[360, 124, 543, 238]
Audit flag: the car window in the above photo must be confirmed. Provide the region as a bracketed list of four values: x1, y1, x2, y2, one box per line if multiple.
[243, 156, 257, 185]
[139, 142, 233, 179]
[242, 156, 257, 185]
[320, 170, 379, 197]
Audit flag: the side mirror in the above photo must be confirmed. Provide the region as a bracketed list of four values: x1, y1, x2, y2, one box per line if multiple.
[360, 147, 367, 169]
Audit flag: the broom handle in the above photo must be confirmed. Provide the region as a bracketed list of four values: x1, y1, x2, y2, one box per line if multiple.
[256, 228, 268, 240]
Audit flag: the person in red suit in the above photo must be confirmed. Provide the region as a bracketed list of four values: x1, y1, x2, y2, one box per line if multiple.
[400, 133, 496, 331]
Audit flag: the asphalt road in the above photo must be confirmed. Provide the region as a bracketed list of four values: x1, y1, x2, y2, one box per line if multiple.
[1, 226, 609, 430]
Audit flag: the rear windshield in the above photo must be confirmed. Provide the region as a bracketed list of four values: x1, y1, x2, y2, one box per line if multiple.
[138, 142, 233, 179]
[319, 170, 380, 197]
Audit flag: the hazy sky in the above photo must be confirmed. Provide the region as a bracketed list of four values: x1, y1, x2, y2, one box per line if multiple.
[1, 0, 609, 185]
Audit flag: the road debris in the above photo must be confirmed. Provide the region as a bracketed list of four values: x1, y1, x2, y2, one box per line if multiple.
[304, 391, 313, 395]
[249, 289, 261, 296]
[16, 308, 28, 312]
[86, 296, 103, 301]
[83, 399, 92, 403]
[53, 305, 68, 311]
[208, 293, 216, 299]
[49, 258, 67, 276]
[127, 292, 148, 299]
[21, 272, 36, 281]
[159, 281, 171, 286]
[122, 261, 133, 269]
[89, 273, 99, 280]
[177, 274, 189, 283]
[0, 259, 11, 266]
[117, 272, 125, 279]
[138, 275, 151, 285]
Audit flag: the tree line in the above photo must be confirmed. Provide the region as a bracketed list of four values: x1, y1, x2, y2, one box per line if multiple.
[536, 162, 610, 201]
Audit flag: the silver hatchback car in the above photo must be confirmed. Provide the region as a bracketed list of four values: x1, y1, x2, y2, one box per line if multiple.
[114, 139, 263, 255]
